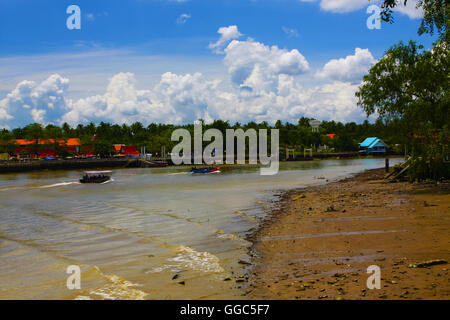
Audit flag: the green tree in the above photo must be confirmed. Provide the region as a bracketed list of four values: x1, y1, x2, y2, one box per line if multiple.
[356, 40, 449, 180]
[23, 123, 45, 156]
[61, 122, 72, 138]
[298, 117, 311, 128]
[45, 124, 63, 138]
[94, 141, 113, 158]
[356, 41, 449, 131]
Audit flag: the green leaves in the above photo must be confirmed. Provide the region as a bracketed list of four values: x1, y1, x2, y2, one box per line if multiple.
[356, 40, 449, 131]
[356, 14, 449, 180]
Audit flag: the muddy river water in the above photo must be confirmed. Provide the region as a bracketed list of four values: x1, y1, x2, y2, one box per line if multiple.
[0, 158, 403, 299]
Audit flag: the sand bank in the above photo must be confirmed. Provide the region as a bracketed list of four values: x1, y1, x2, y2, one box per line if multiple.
[247, 168, 450, 300]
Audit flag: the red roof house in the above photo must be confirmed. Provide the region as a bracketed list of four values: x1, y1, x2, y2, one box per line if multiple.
[10, 138, 83, 158]
[113, 144, 140, 156]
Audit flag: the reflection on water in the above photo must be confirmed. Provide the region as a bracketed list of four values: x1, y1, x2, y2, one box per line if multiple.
[0, 158, 403, 299]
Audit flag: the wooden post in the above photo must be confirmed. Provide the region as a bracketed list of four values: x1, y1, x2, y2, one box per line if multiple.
[286, 148, 295, 160]
[385, 158, 389, 173]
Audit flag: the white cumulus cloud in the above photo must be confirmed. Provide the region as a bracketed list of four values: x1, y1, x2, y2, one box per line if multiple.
[223, 39, 310, 92]
[1, 71, 369, 127]
[0, 74, 69, 127]
[315, 48, 376, 83]
[209, 25, 243, 53]
[63, 72, 173, 125]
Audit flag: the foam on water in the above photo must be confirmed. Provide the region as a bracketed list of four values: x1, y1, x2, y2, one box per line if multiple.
[75, 266, 148, 300]
[217, 233, 239, 241]
[150, 245, 224, 274]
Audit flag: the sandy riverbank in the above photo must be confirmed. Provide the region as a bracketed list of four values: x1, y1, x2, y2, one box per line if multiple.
[247, 168, 450, 300]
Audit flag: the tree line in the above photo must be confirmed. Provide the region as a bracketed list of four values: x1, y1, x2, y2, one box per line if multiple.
[0, 118, 404, 156]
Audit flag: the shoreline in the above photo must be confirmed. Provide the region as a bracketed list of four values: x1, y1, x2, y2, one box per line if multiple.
[0, 158, 167, 173]
[0, 155, 400, 174]
[245, 168, 450, 300]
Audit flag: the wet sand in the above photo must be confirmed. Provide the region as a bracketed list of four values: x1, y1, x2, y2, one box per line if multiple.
[247, 168, 450, 300]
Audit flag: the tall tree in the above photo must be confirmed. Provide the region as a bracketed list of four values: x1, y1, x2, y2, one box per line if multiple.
[356, 0, 450, 180]
[356, 41, 449, 130]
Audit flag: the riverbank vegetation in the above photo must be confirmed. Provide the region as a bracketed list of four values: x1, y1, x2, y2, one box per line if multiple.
[357, 0, 449, 181]
[0, 118, 404, 158]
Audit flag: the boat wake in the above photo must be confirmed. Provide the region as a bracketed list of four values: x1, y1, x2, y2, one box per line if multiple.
[39, 181, 80, 188]
[0, 181, 79, 191]
[100, 178, 114, 184]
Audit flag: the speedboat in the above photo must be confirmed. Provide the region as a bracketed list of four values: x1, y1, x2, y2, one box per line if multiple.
[80, 170, 112, 183]
[189, 167, 221, 174]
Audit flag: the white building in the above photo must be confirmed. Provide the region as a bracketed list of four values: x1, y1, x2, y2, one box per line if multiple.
[309, 119, 321, 132]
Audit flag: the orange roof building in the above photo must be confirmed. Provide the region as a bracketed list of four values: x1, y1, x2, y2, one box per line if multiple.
[66, 138, 81, 146]
[113, 144, 140, 156]
[113, 144, 124, 153]
[8, 138, 82, 158]
[11, 138, 81, 146]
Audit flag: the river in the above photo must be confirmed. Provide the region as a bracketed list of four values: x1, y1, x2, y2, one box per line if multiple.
[0, 158, 403, 299]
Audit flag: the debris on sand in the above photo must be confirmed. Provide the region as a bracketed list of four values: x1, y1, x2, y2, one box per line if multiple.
[408, 259, 447, 268]
[292, 194, 306, 200]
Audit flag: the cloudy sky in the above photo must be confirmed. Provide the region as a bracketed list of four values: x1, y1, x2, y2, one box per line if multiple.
[0, 0, 433, 128]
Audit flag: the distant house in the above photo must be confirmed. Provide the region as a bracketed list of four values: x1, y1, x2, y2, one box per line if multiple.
[359, 137, 388, 154]
[10, 138, 82, 158]
[309, 119, 321, 133]
[326, 133, 336, 140]
[65, 138, 82, 153]
[113, 144, 140, 157]
[112, 144, 124, 155]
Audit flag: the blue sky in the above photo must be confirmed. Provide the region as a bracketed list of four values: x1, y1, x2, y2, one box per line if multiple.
[0, 0, 436, 128]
